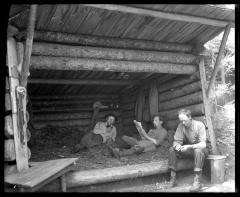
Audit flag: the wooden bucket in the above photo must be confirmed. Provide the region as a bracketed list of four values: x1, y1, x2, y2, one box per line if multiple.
[207, 155, 226, 184]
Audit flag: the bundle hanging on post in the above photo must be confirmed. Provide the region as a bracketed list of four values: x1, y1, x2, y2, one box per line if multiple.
[149, 80, 158, 120]
[143, 95, 150, 122]
[135, 87, 145, 121]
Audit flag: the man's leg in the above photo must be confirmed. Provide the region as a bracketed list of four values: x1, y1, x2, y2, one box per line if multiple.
[167, 147, 178, 188]
[122, 135, 140, 147]
[190, 148, 208, 192]
[167, 147, 194, 188]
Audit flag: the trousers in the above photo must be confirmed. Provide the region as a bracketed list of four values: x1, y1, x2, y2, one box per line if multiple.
[168, 146, 209, 172]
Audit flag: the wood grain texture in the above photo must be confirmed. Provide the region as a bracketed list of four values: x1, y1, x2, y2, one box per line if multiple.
[4, 139, 16, 161]
[158, 91, 203, 111]
[30, 56, 197, 74]
[4, 158, 78, 189]
[66, 159, 194, 188]
[158, 81, 202, 103]
[5, 115, 14, 138]
[33, 30, 193, 52]
[32, 42, 198, 64]
[158, 103, 204, 120]
[7, 37, 28, 172]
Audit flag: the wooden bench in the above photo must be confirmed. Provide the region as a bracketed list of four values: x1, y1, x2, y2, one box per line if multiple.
[4, 158, 78, 192]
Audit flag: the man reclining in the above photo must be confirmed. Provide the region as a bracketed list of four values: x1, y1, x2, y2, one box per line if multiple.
[73, 113, 118, 153]
[109, 114, 168, 158]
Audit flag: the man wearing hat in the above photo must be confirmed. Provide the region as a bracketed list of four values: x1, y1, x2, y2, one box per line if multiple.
[73, 113, 118, 152]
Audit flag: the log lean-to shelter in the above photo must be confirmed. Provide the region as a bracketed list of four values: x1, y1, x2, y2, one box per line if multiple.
[5, 4, 235, 192]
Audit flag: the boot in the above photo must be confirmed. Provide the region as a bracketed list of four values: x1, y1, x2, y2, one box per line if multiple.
[133, 145, 145, 155]
[108, 146, 121, 159]
[189, 171, 202, 192]
[165, 170, 177, 189]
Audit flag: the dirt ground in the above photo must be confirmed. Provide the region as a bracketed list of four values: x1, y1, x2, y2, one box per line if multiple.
[29, 126, 169, 171]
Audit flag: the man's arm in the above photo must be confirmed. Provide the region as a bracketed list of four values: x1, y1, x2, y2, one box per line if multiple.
[142, 134, 158, 145]
[111, 127, 117, 142]
[181, 122, 207, 151]
[173, 124, 184, 149]
[188, 123, 206, 149]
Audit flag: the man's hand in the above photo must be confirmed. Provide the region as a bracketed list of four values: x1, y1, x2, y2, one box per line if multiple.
[180, 145, 192, 152]
[175, 144, 182, 151]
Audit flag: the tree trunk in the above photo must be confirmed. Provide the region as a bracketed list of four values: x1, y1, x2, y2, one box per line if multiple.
[158, 81, 202, 103]
[33, 30, 193, 53]
[158, 91, 203, 111]
[30, 56, 197, 75]
[32, 42, 197, 64]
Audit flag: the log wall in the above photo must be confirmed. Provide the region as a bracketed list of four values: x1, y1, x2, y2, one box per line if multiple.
[31, 94, 121, 130]
[158, 72, 205, 131]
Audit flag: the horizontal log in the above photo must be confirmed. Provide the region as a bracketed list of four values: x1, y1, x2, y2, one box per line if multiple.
[158, 91, 203, 111]
[32, 42, 197, 64]
[4, 139, 16, 161]
[122, 119, 135, 126]
[121, 102, 135, 111]
[5, 115, 13, 138]
[66, 159, 194, 188]
[33, 30, 193, 53]
[33, 119, 91, 129]
[6, 77, 10, 90]
[121, 111, 135, 119]
[5, 93, 11, 111]
[30, 56, 197, 75]
[28, 78, 139, 86]
[159, 103, 204, 120]
[30, 94, 119, 100]
[158, 72, 200, 93]
[31, 99, 120, 107]
[32, 107, 119, 113]
[4, 164, 18, 176]
[121, 97, 137, 105]
[158, 81, 202, 103]
[33, 111, 121, 122]
[165, 116, 206, 130]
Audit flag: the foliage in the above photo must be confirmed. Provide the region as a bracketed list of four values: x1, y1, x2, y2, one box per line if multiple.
[204, 29, 235, 83]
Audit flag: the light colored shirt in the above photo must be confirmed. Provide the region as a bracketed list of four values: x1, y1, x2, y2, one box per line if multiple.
[138, 127, 168, 152]
[173, 120, 206, 148]
[93, 122, 117, 143]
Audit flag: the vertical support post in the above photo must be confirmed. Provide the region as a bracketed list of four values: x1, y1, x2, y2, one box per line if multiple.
[199, 57, 219, 154]
[60, 174, 67, 192]
[7, 37, 29, 171]
[20, 4, 38, 87]
[206, 24, 231, 98]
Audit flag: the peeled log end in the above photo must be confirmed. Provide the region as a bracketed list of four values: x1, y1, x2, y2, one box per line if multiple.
[4, 139, 16, 161]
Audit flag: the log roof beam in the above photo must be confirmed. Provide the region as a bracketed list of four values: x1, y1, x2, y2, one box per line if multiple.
[28, 78, 139, 86]
[80, 4, 234, 28]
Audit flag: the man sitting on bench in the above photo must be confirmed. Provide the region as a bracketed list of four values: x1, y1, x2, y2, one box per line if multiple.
[166, 108, 209, 192]
[109, 114, 167, 158]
